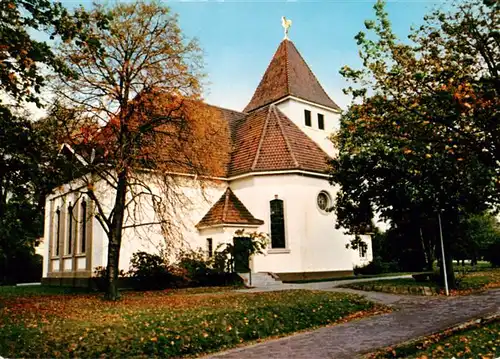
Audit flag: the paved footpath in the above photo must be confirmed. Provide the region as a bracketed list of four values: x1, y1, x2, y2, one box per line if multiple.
[206, 288, 500, 359]
[238, 274, 413, 293]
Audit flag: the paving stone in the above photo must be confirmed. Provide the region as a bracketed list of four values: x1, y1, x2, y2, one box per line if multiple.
[206, 288, 500, 359]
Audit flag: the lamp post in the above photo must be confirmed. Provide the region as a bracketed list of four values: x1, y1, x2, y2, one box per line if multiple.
[438, 212, 449, 296]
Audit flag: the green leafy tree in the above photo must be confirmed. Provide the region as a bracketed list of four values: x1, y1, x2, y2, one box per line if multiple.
[330, 0, 498, 288]
[0, 0, 104, 283]
[453, 212, 500, 266]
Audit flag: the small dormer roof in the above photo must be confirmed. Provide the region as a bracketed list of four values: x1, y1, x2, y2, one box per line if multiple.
[196, 187, 264, 228]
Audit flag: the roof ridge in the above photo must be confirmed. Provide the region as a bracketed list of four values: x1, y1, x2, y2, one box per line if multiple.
[284, 40, 291, 95]
[251, 107, 272, 171]
[287, 41, 337, 109]
[271, 104, 299, 168]
[244, 42, 285, 113]
[207, 103, 246, 115]
[275, 105, 331, 161]
[222, 188, 230, 222]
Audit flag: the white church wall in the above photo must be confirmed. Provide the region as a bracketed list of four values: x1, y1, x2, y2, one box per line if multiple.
[300, 178, 357, 273]
[229, 175, 303, 273]
[230, 173, 370, 274]
[43, 169, 372, 279]
[109, 175, 227, 273]
[351, 234, 373, 268]
[197, 227, 248, 262]
[42, 198, 51, 278]
[197, 227, 226, 257]
[43, 173, 228, 277]
[43, 176, 103, 278]
[91, 180, 112, 271]
[276, 98, 341, 158]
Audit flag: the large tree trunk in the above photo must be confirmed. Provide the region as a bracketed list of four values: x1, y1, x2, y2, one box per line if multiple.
[471, 252, 478, 268]
[105, 170, 127, 301]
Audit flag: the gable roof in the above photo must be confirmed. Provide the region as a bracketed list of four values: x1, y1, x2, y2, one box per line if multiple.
[229, 104, 331, 177]
[196, 187, 264, 228]
[244, 39, 340, 113]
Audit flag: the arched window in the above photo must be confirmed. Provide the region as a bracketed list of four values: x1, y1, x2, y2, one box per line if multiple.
[81, 200, 87, 253]
[67, 202, 73, 255]
[270, 199, 285, 248]
[55, 207, 61, 256]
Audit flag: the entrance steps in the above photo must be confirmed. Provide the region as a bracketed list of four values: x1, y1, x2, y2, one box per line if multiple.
[238, 272, 283, 288]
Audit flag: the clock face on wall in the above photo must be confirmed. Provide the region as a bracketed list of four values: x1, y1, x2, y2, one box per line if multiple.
[317, 192, 330, 212]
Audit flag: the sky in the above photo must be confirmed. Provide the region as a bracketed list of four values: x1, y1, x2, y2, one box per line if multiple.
[57, 0, 444, 112]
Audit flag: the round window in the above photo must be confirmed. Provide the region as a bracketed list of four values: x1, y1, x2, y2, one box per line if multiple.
[317, 191, 331, 212]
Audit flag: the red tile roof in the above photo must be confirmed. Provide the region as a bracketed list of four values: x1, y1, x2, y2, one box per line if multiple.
[244, 40, 340, 113]
[196, 187, 264, 228]
[228, 104, 331, 177]
[69, 39, 334, 180]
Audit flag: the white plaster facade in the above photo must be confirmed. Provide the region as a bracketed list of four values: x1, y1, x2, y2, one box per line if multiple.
[43, 169, 372, 279]
[275, 97, 340, 158]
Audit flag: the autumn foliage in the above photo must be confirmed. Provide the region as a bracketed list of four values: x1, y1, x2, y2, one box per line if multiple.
[53, 1, 231, 300]
[0, 288, 387, 357]
[330, 0, 499, 289]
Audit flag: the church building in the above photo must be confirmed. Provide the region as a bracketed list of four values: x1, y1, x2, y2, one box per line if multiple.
[42, 24, 373, 286]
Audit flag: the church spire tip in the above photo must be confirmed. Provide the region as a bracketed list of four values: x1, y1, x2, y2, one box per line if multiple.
[281, 16, 292, 40]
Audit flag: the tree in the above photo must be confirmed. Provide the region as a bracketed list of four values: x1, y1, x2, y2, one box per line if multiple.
[453, 212, 500, 265]
[0, 0, 107, 106]
[0, 0, 104, 283]
[54, 1, 230, 300]
[330, 0, 498, 288]
[340, 0, 499, 185]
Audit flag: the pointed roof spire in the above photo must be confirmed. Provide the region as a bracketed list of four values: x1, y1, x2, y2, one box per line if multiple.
[244, 40, 340, 113]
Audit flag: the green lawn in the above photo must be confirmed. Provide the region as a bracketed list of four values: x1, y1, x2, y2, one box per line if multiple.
[341, 269, 500, 295]
[0, 287, 388, 358]
[0, 285, 93, 297]
[368, 319, 500, 358]
[0, 284, 240, 298]
[450, 260, 492, 271]
[283, 272, 414, 284]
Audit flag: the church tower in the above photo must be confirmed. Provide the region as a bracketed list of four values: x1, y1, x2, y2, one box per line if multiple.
[244, 36, 341, 157]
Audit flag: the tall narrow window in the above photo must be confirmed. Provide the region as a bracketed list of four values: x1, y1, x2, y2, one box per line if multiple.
[317, 113, 325, 130]
[270, 198, 286, 248]
[67, 203, 73, 255]
[359, 245, 367, 258]
[304, 109, 311, 127]
[55, 207, 61, 256]
[81, 200, 87, 253]
[207, 238, 213, 258]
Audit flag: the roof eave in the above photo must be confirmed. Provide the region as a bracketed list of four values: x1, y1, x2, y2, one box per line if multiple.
[196, 222, 264, 230]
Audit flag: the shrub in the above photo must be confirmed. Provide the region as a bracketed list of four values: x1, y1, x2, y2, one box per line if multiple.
[114, 248, 244, 291]
[176, 249, 242, 287]
[177, 249, 213, 285]
[354, 256, 400, 275]
[129, 251, 178, 290]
